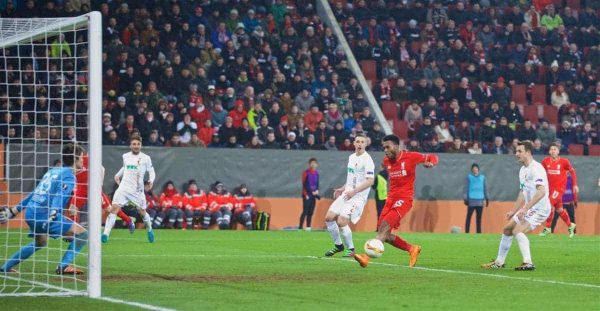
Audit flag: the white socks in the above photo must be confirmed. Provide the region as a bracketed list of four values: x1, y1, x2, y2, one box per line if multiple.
[339, 225, 354, 250]
[326, 221, 342, 245]
[515, 233, 532, 264]
[496, 234, 513, 265]
[142, 213, 153, 232]
[103, 213, 117, 236]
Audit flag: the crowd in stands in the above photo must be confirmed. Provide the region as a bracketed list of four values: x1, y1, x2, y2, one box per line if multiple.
[0, 0, 598, 155]
[337, 0, 600, 155]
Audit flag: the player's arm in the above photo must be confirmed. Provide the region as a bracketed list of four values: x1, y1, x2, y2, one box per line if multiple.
[344, 177, 374, 200]
[507, 191, 526, 220]
[146, 157, 156, 190]
[0, 192, 33, 223]
[333, 184, 347, 199]
[415, 152, 439, 167]
[565, 160, 579, 194]
[114, 167, 124, 185]
[49, 174, 75, 221]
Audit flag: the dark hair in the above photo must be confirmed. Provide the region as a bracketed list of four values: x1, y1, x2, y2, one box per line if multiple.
[130, 134, 142, 143]
[517, 140, 534, 153]
[471, 163, 479, 170]
[548, 142, 559, 149]
[308, 157, 318, 164]
[62, 143, 84, 166]
[382, 134, 400, 145]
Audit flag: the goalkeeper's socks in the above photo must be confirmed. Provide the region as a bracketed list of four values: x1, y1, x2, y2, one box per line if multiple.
[103, 213, 117, 236]
[59, 231, 88, 268]
[2, 242, 41, 271]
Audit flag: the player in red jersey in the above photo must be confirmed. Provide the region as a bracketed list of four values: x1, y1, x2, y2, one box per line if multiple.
[539, 143, 578, 237]
[68, 153, 135, 232]
[354, 135, 438, 268]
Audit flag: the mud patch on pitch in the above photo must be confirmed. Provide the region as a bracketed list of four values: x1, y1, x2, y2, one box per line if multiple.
[104, 273, 349, 283]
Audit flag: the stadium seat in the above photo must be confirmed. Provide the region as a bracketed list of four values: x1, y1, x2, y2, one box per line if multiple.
[589, 145, 600, 156]
[568, 144, 583, 156]
[524, 105, 539, 123]
[542, 105, 558, 125]
[566, 0, 580, 10]
[381, 101, 398, 120]
[531, 84, 546, 105]
[360, 60, 377, 81]
[511, 84, 527, 105]
[393, 119, 409, 140]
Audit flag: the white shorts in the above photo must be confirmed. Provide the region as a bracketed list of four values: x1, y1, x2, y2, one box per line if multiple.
[327, 195, 367, 224]
[512, 203, 551, 231]
[112, 188, 146, 210]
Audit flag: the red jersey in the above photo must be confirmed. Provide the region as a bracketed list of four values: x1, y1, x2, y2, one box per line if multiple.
[159, 191, 184, 209]
[207, 191, 234, 212]
[384, 151, 438, 200]
[183, 190, 208, 211]
[71, 154, 89, 209]
[234, 193, 257, 213]
[541, 157, 578, 194]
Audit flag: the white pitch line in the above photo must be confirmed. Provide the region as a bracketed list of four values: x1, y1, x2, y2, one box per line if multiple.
[96, 296, 177, 311]
[105, 253, 600, 289]
[315, 256, 600, 289]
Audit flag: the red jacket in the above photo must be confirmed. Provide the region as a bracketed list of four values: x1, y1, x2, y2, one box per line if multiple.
[207, 191, 234, 212]
[234, 193, 257, 214]
[145, 192, 159, 210]
[189, 104, 211, 125]
[228, 103, 248, 128]
[160, 190, 184, 209]
[183, 190, 208, 211]
[304, 111, 324, 132]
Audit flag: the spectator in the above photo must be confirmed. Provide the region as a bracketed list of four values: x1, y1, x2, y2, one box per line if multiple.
[247, 102, 267, 130]
[517, 119, 538, 141]
[576, 122, 597, 147]
[267, 102, 286, 129]
[503, 101, 524, 125]
[404, 102, 423, 131]
[166, 133, 185, 147]
[105, 130, 125, 146]
[447, 138, 466, 153]
[532, 139, 546, 155]
[176, 114, 198, 144]
[233, 184, 257, 230]
[262, 132, 280, 149]
[536, 120, 557, 147]
[117, 114, 138, 143]
[246, 135, 262, 149]
[435, 120, 453, 144]
[294, 88, 315, 113]
[324, 136, 338, 151]
[584, 103, 599, 128]
[211, 102, 228, 128]
[561, 105, 584, 129]
[225, 135, 243, 148]
[146, 130, 164, 147]
[417, 117, 435, 143]
[484, 136, 508, 154]
[159, 181, 184, 229]
[228, 101, 248, 128]
[468, 141, 483, 154]
[218, 117, 239, 143]
[540, 5, 563, 31]
[304, 105, 324, 132]
[550, 83, 570, 109]
[359, 107, 375, 132]
[282, 132, 302, 150]
[495, 117, 515, 143]
[557, 120, 576, 146]
[456, 120, 475, 144]
[463, 163, 489, 234]
[205, 181, 234, 230]
[461, 101, 482, 125]
[422, 138, 444, 153]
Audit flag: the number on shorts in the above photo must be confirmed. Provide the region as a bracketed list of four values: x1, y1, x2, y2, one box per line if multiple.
[393, 199, 404, 208]
[551, 191, 560, 199]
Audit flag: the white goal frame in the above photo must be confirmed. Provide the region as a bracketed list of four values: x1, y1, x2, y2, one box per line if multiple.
[0, 11, 102, 298]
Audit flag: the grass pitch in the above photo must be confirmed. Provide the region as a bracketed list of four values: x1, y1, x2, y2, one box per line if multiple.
[2, 230, 599, 310]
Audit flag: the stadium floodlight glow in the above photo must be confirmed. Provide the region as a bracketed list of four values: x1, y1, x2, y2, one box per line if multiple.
[0, 12, 102, 298]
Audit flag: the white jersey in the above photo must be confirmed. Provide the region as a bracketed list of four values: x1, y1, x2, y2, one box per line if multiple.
[519, 159, 550, 212]
[115, 151, 155, 194]
[344, 152, 375, 201]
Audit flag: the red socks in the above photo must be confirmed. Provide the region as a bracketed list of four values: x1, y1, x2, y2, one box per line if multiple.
[545, 209, 555, 228]
[390, 235, 412, 252]
[559, 210, 571, 226]
[117, 210, 132, 224]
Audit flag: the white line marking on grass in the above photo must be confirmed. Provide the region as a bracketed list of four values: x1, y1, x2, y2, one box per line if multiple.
[96, 296, 177, 311]
[105, 254, 600, 289]
[315, 256, 600, 289]
[0, 273, 85, 295]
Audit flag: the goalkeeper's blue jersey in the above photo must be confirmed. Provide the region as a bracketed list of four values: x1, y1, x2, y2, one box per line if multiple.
[22, 167, 75, 221]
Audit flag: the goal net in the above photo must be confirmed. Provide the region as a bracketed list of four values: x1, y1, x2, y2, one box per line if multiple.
[0, 13, 102, 297]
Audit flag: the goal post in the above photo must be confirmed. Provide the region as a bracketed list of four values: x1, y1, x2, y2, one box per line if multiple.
[0, 12, 102, 297]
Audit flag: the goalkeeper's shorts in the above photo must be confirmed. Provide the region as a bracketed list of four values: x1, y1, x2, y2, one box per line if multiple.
[26, 215, 73, 239]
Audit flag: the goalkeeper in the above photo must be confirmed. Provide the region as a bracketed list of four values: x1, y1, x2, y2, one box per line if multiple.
[0, 144, 87, 275]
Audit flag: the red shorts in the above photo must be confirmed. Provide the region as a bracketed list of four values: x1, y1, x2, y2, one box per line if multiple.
[377, 197, 413, 230]
[549, 190, 563, 209]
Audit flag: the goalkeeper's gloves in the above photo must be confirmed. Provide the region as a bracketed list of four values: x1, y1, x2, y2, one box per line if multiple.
[0, 206, 19, 224]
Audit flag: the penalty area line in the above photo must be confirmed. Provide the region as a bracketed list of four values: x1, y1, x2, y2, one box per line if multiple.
[96, 296, 177, 311]
[313, 256, 600, 289]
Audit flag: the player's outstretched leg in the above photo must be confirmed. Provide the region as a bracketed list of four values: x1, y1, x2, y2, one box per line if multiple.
[1, 236, 46, 273]
[57, 226, 87, 275]
[324, 212, 344, 257]
[139, 209, 155, 243]
[481, 225, 514, 269]
[539, 209, 554, 237]
[556, 208, 576, 238]
[102, 204, 122, 243]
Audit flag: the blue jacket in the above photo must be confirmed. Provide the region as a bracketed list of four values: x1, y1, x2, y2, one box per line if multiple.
[464, 173, 488, 207]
